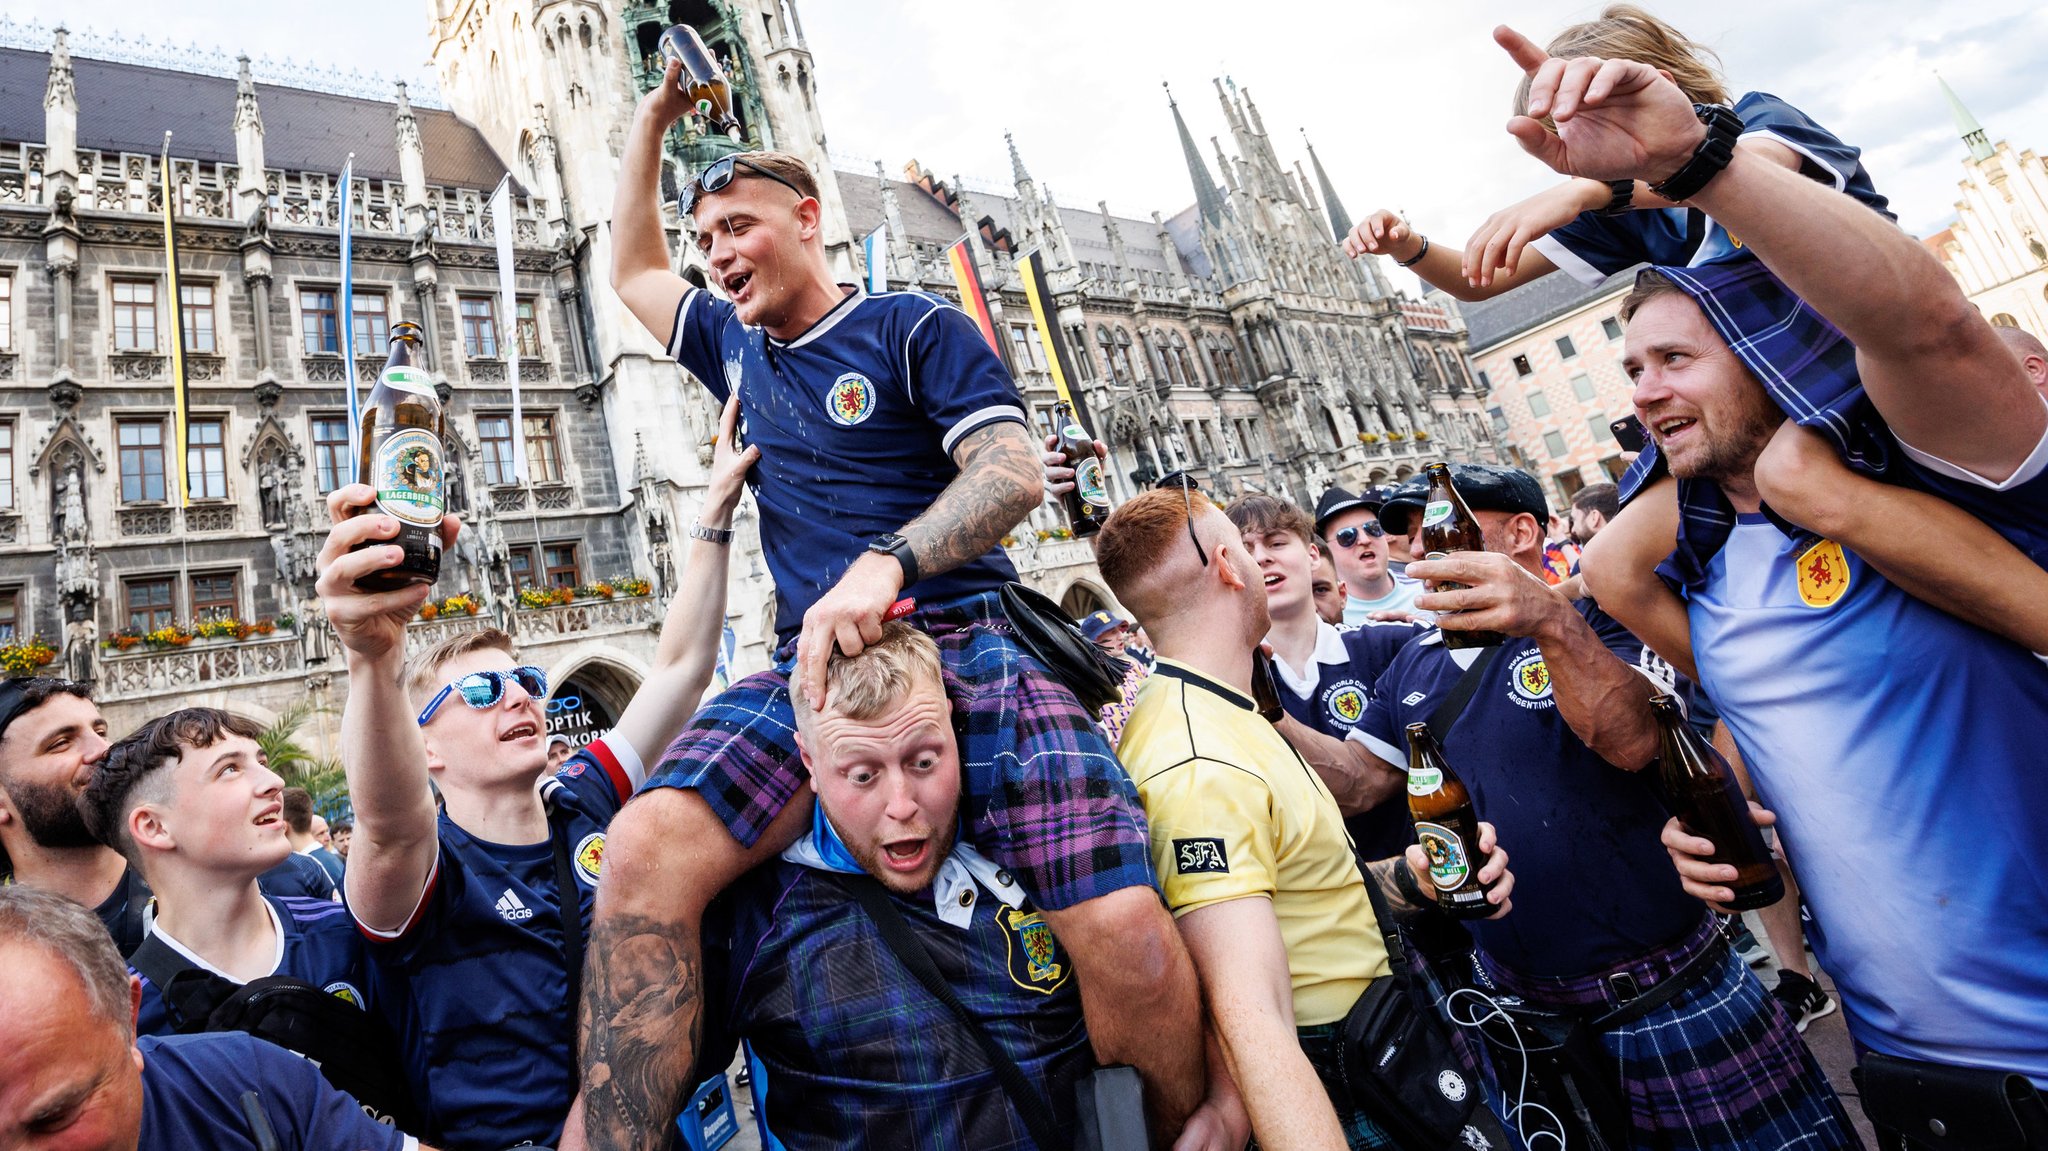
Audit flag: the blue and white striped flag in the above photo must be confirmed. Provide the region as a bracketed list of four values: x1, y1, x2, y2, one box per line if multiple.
[715, 622, 738, 690]
[862, 225, 888, 294]
[339, 154, 361, 466]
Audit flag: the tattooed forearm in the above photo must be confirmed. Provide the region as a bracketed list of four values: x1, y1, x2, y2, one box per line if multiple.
[903, 421, 1044, 578]
[579, 913, 702, 1151]
[1365, 856, 1433, 923]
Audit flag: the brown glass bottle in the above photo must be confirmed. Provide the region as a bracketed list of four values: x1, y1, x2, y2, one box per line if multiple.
[658, 25, 738, 132]
[1650, 695, 1784, 910]
[1405, 723, 1494, 918]
[351, 321, 444, 592]
[1053, 401, 1109, 538]
[1418, 462, 1506, 650]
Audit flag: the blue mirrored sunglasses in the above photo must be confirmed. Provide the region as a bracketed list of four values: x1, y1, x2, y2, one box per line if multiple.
[1333, 522, 1386, 548]
[416, 666, 549, 727]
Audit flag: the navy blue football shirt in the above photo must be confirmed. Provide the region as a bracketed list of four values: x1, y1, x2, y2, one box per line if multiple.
[667, 283, 1027, 641]
[1271, 620, 1424, 860]
[355, 737, 637, 1151]
[135, 894, 373, 1037]
[137, 1032, 414, 1151]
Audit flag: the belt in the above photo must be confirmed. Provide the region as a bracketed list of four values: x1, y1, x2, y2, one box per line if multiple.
[1586, 927, 1730, 1030]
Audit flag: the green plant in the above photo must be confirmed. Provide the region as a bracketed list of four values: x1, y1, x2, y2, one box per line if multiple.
[0, 636, 56, 676]
[612, 577, 652, 597]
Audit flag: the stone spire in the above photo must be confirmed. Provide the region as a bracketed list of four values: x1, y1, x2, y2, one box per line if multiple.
[1007, 130, 1032, 190]
[232, 55, 267, 217]
[394, 81, 430, 231]
[1099, 200, 1130, 279]
[1939, 74, 1995, 164]
[875, 160, 915, 285]
[1303, 130, 1352, 243]
[1168, 83, 1227, 227]
[43, 26, 77, 191]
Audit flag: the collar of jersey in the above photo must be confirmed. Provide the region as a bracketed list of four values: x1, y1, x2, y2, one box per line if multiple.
[781, 800, 1016, 928]
[1152, 658, 1255, 711]
[765, 282, 866, 350]
[143, 893, 285, 983]
[1269, 623, 1350, 697]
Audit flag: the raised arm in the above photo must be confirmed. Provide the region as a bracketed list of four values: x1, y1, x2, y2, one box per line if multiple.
[1274, 714, 1404, 817]
[1345, 207, 1561, 302]
[795, 419, 1042, 704]
[610, 57, 697, 345]
[603, 396, 759, 769]
[1495, 24, 2045, 479]
[1177, 897, 1350, 1150]
[314, 488, 458, 932]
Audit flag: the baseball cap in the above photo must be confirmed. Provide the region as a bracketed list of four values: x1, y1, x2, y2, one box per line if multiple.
[1078, 610, 1128, 642]
[1377, 464, 1549, 536]
[1312, 486, 1384, 536]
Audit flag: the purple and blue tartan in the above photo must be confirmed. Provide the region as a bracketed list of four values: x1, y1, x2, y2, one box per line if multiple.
[643, 590, 1156, 912]
[1455, 915, 1863, 1151]
[1618, 257, 2048, 589]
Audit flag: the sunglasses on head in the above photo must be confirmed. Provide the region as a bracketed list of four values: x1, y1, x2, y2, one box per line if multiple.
[679, 154, 807, 215]
[416, 666, 549, 727]
[1333, 522, 1387, 548]
[1173, 473, 1209, 568]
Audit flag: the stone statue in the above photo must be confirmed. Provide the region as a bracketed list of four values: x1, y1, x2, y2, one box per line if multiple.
[64, 623, 95, 686]
[258, 454, 288, 527]
[243, 198, 269, 243]
[411, 206, 439, 261]
[49, 183, 76, 230]
[55, 462, 86, 543]
[445, 451, 470, 515]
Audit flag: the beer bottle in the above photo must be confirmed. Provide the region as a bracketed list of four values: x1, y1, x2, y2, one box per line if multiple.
[1054, 401, 1109, 537]
[1405, 723, 1494, 918]
[658, 25, 738, 133]
[1250, 646, 1286, 723]
[352, 321, 444, 592]
[1418, 461, 1506, 650]
[1650, 695, 1785, 910]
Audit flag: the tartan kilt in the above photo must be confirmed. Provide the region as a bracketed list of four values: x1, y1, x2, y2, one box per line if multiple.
[1426, 915, 1863, 1151]
[642, 590, 1157, 912]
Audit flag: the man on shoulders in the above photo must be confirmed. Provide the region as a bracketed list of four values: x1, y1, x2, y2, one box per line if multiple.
[78, 709, 373, 1041]
[314, 397, 757, 1151]
[0, 884, 433, 1151]
[1314, 488, 1420, 623]
[1499, 25, 2048, 1090]
[1225, 493, 1421, 860]
[583, 54, 1206, 1150]
[0, 677, 148, 957]
[1097, 488, 1514, 1150]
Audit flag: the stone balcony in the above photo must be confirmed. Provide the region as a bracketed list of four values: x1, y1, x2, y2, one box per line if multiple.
[99, 594, 664, 704]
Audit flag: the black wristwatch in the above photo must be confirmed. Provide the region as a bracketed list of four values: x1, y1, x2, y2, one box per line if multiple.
[1596, 179, 1635, 216]
[1651, 103, 1744, 203]
[867, 532, 919, 588]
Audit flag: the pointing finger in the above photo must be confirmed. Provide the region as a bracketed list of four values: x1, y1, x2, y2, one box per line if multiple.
[1494, 25, 1551, 74]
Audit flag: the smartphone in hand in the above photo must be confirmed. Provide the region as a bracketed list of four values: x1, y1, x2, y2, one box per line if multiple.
[1610, 414, 1647, 454]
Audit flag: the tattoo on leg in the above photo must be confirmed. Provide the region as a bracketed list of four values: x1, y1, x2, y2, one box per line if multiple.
[579, 913, 703, 1151]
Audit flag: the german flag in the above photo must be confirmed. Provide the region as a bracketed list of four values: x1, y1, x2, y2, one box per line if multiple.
[159, 132, 190, 507]
[944, 233, 1006, 366]
[1017, 248, 1093, 435]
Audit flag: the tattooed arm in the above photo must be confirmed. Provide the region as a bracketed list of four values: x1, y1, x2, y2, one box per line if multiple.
[1361, 825, 1514, 924]
[794, 418, 1041, 706]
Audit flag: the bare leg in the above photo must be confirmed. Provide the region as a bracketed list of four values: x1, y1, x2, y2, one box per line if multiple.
[573, 787, 812, 1151]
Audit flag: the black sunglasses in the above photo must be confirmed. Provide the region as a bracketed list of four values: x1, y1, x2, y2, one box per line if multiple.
[1333, 522, 1386, 548]
[1175, 473, 1209, 568]
[679, 154, 807, 214]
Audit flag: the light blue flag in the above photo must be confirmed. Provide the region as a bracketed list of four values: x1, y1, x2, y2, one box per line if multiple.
[340, 155, 360, 466]
[863, 225, 887, 294]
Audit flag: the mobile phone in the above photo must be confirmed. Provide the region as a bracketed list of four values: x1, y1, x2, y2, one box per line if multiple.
[1609, 414, 1647, 453]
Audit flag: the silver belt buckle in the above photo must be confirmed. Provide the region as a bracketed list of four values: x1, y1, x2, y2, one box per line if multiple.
[1606, 970, 1642, 1004]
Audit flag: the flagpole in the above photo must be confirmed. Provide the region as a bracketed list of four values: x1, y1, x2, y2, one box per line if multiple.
[489, 176, 548, 600]
[340, 154, 359, 470]
[162, 131, 196, 614]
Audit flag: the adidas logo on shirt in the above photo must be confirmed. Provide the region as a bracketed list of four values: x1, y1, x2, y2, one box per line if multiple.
[495, 889, 534, 922]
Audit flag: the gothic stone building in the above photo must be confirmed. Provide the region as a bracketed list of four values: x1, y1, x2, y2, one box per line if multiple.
[0, 33, 654, 743]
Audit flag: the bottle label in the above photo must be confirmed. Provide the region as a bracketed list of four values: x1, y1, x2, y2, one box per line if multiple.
[1415, 821, 1472, 891]
[1407, 765, 1443, 795]
[1073, 456, 1111, 509]
[1421, 500, 1453, 528]
[381, 365, 435, 398]
[371, 428, 446, 527]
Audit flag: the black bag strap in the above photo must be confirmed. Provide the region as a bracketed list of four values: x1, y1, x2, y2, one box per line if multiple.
[1426, 642, 1505, 746]
[841, 875, 1063, 1151]
[114, 867, 150, 959]
[129, 931, 235, 1034]
[548, 803, 585, 1090]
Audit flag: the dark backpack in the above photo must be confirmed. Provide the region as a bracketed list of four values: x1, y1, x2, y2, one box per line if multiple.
[130, 933, 419, 1129]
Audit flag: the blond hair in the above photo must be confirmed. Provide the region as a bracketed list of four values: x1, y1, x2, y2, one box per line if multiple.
[404, 627, 518, 710]
[791, 622, 944, 724]
[1514, 5, 1730, 118]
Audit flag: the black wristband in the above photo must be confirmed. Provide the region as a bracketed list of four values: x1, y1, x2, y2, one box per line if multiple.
[1596, 179, 1635, 216]
[1392, 853, 1432, 909]
[1651, 103, 1744, 203]
[1395, 236, 1431, 268]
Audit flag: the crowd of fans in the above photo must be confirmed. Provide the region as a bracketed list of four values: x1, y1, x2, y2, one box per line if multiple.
[3, 6, 2045, 1151]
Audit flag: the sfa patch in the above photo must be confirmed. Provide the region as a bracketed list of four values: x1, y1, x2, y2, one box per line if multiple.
[1000, 907, 1070, 994]
[1174, 837, 1229, 875]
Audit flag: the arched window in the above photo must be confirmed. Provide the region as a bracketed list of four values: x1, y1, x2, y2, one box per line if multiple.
[1096, 326, 1119, 382]
[1113, 329, 1137, 383]
[1993, 313, 2021, 328]
[1324, 407, 1344, 449]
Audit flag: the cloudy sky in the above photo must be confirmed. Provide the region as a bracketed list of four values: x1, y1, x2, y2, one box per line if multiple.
[8, 0, 2043, 247]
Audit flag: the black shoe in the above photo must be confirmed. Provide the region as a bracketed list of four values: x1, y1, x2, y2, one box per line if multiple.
[1772, 971, 1838, 1033]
